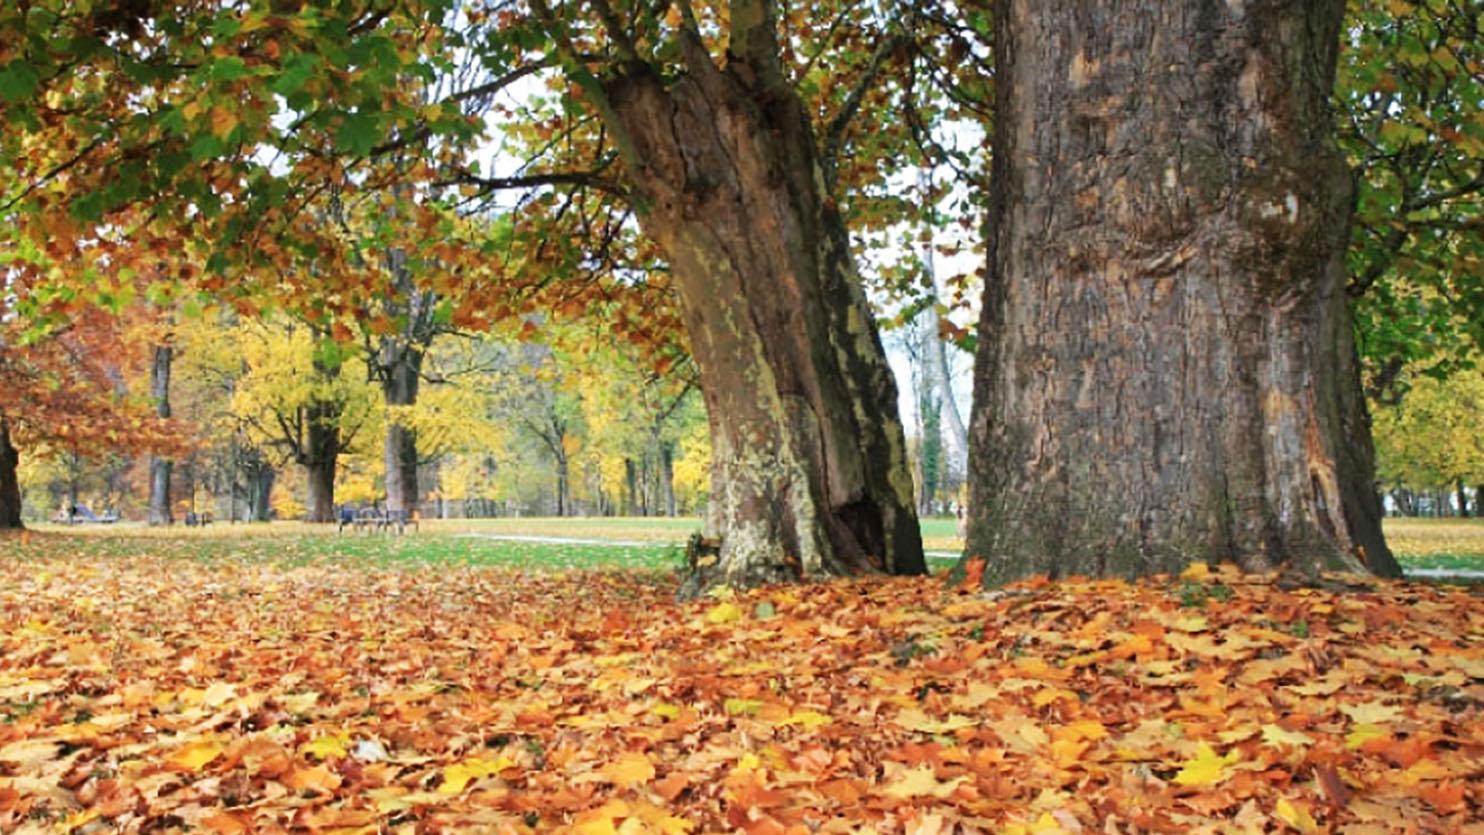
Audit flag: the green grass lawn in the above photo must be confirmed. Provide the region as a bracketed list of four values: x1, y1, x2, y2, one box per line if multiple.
[16, 515, 1484, 578]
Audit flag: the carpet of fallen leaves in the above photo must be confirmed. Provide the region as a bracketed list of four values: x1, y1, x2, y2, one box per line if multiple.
[1, 551, 1482, 835]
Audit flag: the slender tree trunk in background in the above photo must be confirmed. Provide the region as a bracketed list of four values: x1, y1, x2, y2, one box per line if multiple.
[917, 170, 970, 484]
[147, 343, 174, 525]
[604, 23, 925, 596]
[624, 458, 639, 516]
[660, 441, 676, 517]
[1396, 488, 1415, 517]
[0, 418, 22, 530]
[249, 466, 274, 522]
[966, 0, 1399, 584]
[381, 347, 423, 516]
[554, 452, 568, 517]
[1457, 480, 1469, 518]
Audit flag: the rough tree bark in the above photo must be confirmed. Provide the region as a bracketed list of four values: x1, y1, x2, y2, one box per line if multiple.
[147, 343, 173, 525]
[0, 418, 22, 529]
[299, 399, 341, 523]
[381, 345, 423, 516]
[594, 7, 925, 594]
[965, 0, 1400, 584]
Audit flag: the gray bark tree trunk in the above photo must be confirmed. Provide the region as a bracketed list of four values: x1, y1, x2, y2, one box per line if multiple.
[249, 465, 274, 522]
[660, 441, 676, 517]
[965, 0, 1400, 584]
[299, 400, 340, 523]
[147, 343, 173, 525]
[381, 347, 423, 516]
[603, 26, 925, 595]
[624, 458, 639, 517]
[917, 170, 970, 483]
[0, 418, 22, 529]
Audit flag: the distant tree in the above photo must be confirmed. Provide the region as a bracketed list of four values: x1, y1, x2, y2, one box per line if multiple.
[230, 320, 377, 522]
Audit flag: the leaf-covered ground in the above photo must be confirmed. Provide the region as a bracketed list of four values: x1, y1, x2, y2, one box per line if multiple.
[1, 535, 1482, 834]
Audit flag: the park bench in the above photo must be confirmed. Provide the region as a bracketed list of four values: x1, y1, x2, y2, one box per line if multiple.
[53, 505, 119, 524]
[338, 507, 419, 535]
[184, 511, 214, 527]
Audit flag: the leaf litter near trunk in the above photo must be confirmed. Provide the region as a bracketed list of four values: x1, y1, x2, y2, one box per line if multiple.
[0, 543, 1480, 833]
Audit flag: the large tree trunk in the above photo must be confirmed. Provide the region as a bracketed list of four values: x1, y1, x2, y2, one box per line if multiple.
[604, 40, 925, 596]
[300, 400, 341, 523]
[382, 347, 423, 516]
[303, 455, 336, 523]
[965, 0, 1399, 584]
[148, 343, 173, 525]
[0, 418, 22, 530]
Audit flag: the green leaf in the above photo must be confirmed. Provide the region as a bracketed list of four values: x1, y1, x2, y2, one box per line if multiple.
[0, 60, 40, 103]
[272, 53, 319, 96]
[334, 111, 380, 156]
[209, 56, 250, 82]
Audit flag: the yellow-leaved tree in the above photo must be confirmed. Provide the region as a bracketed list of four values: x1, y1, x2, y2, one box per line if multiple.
[230, 319, 379, 522]
[1373, 370, 1484, 515]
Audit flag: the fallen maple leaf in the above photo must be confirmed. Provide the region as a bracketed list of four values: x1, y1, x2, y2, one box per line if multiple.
[1172, 743, 1240, 786]
[1260, 724, 1314, 749]
[883, 764, 965, 799]
[706, 601, 743, 624]
[602, 751, 656, 787]
[439, 755, 516, 794]
[1274, 797, 1319, 833]
[167, 740, 224, 771]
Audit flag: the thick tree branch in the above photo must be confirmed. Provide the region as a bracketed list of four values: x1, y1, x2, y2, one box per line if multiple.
[437, 169, 629, 199]
[530, 0, 647, 177]
[822, 34, 908, 182]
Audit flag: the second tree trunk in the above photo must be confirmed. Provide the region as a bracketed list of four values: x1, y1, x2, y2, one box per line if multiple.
[966, 0, 1399, 583]
[606, 58, 925, 595]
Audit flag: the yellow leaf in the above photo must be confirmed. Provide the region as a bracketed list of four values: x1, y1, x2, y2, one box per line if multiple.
[601, 751, 655, 787]
[883, 764, 965, 799]
[706, 602, 742, 624]
[1274, 798, 1318, 833]
[168, 740, 225, 771]
[1346, 723, 1388, 749]
[438, 755, 515, 794]
[724, 698, 763, 716]
[1171, 743, 1239, 786]
[632, 801, 694, 834]
[1180, 562, 1211, 581]
[299, 733, 350, 760]
[651, 703, 682, 720]
[778, 710, 832, 729]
